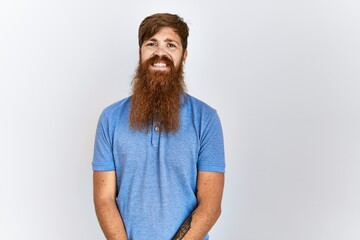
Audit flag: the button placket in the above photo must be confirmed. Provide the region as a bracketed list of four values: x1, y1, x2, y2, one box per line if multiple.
[151, 122, 161, 147]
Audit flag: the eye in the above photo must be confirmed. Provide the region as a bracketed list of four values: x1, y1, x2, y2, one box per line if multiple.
[167, 43, 176, 48]
[146, 42, 156, 47]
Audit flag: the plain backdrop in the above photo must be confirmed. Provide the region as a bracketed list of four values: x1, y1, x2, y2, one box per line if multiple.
[1, 0, 359, 239]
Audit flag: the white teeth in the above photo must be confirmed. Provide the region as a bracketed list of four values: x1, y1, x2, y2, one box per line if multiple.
[153, 63, 167, 67]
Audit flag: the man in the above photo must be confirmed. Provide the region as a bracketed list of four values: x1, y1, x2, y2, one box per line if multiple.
[92, 13, 225, 240]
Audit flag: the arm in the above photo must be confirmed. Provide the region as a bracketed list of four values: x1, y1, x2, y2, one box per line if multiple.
[172, 171, 225, 240]
[93, 171, 128, 240]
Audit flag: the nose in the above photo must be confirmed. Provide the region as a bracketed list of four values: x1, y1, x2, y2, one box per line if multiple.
[153, 46, 170, 58]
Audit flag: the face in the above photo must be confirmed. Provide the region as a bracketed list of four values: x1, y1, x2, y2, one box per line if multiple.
[140, 27, 187, 72]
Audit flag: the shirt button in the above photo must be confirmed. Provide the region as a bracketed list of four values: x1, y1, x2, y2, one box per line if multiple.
[154, 126, 160, 132]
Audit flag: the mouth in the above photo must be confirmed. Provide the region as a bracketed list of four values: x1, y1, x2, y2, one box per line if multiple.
[151, 62, 169, 71]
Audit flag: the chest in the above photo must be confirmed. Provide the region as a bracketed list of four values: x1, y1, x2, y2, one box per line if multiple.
[112, 118, 200, 174]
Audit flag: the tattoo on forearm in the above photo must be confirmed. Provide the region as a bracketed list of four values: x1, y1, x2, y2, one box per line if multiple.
[172, 213, 194, 240]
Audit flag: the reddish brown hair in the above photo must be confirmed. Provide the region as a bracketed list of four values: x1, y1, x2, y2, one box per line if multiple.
[138, 13, 189, 50]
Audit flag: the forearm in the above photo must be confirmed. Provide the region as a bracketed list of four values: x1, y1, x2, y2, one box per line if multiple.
[172, 204, 221, 240]
[94, 198, 128, 240]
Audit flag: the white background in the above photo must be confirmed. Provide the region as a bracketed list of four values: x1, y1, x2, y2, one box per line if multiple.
[1, 0, 359, 239]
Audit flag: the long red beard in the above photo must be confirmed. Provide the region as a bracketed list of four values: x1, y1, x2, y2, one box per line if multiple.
[129, 55, 186, 134]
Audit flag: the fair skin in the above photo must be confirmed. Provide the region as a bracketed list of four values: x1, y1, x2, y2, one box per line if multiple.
[174, 171, 224, 240]
[140, 27, 187, 71]
[93, 27, 224, 240]
[93, 171, 128, 240]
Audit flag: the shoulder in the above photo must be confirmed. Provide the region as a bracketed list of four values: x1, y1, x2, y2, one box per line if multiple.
[100, 96, 131, 119]
[183, 94, 222, 135]
[100, 97, 131, 124]
[184, 94, 218, 117]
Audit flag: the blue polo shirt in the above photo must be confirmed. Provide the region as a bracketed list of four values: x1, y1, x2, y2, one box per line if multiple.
[92, 94, 225, 240]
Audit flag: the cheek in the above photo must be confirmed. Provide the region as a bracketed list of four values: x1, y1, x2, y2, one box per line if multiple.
[140, 50, 151, 62]
[174, 55, 183, 67]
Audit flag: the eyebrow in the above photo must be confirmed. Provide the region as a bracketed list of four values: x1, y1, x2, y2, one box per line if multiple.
[147, 38, 180, 45]
[164, 38, 180, 45]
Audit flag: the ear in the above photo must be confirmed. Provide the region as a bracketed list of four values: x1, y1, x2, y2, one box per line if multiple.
[182, 49, 188, 63]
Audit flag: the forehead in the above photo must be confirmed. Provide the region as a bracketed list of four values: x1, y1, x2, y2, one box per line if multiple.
[145, 27, 182, 43]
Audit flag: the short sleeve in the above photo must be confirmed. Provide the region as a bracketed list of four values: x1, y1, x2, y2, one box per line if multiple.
[197, 110, 225, 172]
[92, 111, 116, 171]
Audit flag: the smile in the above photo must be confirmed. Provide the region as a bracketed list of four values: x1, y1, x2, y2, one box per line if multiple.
[153, 62, 167, 67]
[150, 62, 170, 71]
